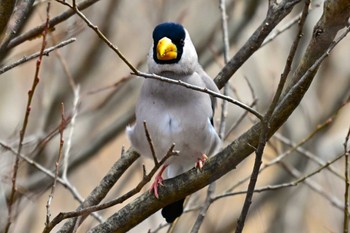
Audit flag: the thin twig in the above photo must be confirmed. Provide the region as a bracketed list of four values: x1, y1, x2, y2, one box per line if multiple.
[190, 1, 230, 231]
[269, 98, 349, 178]
[62, 86, 80, 181]
[260, 3, 317, 47]
[224, 76, 258, 138]
[1, 143, 104, 225]
[43, 177, 104, 233]
[86, 76, 133, 95]
[281, 160, 346, 211]
[2, 142, 104, 225]
[214, 0, 302, 89]
[133, 71, 263, 120]
[224, 105, 345, 195]
[56, 0, 138, 73]
[1, 121, 103, 227]
[261, 15, 301, 47]
[235, 117, 268, 233]
[0, 142, 65, 183]
[190, 183, 215, 233]
[60, 84, 104, 226]
[218, 0, 230, 139]
[143, 121, 158, 166]
[260, 5, 320, 48]
[7, 0, 101, 50]
[213, 152, 345, 201]
[190, 2, 232, 229]
[0, 0, 35, 58]
[50, 35, 77, 91]
[273, 133, 344, 179]
[224, 99, 257, 139]
[5, 3, 50, 232]
[46, 103, 66, 225]
[54, 147, 138, 233]
[272, 0, 310, 112]
[0, 38, 76, 75]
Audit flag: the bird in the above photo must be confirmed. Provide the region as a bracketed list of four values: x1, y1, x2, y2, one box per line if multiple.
[126, 22, 221, 223]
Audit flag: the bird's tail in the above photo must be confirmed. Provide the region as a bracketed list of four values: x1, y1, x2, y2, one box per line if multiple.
[161, 198, 186, 223]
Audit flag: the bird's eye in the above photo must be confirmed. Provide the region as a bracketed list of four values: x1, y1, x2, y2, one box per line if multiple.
[180, 39, 185, 46]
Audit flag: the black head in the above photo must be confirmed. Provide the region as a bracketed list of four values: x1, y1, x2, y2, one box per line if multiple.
[152, 22, 186, 64]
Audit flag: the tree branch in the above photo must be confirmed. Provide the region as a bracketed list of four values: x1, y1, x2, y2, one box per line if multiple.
[0, 0, 16, 36]
[133, 71, 263, 120]
[214, 0, 302, 89]
[5, 2, 49, 232]
[5, 0, 101, 51]
[0, 37, 76, 75]
[0, 0, 35, 59]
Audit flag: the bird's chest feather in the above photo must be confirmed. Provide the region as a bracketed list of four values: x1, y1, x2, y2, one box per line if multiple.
[144, 99, 186, 135]
[137, 79, 210, 145]
[141, 96, 202, 141]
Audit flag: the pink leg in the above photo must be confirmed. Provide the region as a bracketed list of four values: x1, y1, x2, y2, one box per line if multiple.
[150, 164, 168, 199]
[195, 154, 208, 170]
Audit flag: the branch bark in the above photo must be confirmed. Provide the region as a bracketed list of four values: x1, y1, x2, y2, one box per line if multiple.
[4, 0, 102, 52]
[0, 0, 35, 59]
[0, 0, 16, 36]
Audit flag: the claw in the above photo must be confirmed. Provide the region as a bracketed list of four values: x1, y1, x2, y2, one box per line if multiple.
[195, 154, 208, 170]
[150, 165, 168, 199]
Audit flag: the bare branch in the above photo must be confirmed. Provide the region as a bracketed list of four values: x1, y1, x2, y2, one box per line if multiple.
[6, 0, 101, 50]
[213, 152, 345, 201]
[5, 3, 50, 232]
[143, 121, 158, 166]
[62, 86, 80, 181]
[218, 0, 230, 139]
[282, 159, 346, 211]
[214, 0, 302, 89]
[133, 71, 263, 120]
[0, 0, 16, 35]
[46, 103, 66, 225]
[261, 4, 318, 47]
[0, 0, 35, 58]
[56, 0, 138, 73]
[190, 183, 215, 233]
[0, 38, 76, 75]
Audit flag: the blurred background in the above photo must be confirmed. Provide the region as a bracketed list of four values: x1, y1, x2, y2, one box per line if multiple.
[0, 0, 349, 232]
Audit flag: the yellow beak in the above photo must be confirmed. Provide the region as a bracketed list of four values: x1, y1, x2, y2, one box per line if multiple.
[156, 37, 177, 60]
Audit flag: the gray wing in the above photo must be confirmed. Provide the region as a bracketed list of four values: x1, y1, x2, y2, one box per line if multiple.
[196, 65, 220, 125]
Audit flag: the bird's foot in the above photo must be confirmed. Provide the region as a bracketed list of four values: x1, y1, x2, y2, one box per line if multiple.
[195, 154, 208, 170]
[150, 165, 168, 199]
